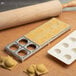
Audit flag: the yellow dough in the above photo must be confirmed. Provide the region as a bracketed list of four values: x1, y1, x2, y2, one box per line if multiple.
[0, 56, 17, 70]
[4, 56, 17, 69]
[0, 56, 7, 65]
[24, 64, 48, 76]
[28, 73, 35, 76]
[24, 64, 36, 76]
[25, 18, 70, 46]
[36, 64, 48, 75]
[27, 64, 36, 74]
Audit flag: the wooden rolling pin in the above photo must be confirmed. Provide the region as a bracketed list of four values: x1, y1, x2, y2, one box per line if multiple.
[0, 0, 62, 30]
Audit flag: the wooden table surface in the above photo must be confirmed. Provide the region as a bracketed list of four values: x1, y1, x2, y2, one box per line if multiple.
[0, 11, 76, 76]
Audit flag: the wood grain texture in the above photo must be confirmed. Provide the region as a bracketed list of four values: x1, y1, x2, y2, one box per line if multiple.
[0, 11, 76, 76]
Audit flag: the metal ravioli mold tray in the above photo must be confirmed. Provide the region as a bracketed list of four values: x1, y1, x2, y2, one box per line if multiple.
[5, 36, 40, 62]
[5, 18, 71, 62]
